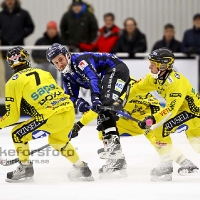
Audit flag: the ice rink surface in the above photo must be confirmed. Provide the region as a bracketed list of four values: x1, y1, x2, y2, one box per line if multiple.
[0, 125, 200, 200]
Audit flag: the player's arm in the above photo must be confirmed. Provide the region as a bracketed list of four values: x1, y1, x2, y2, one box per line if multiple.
[62, 75, 79, 103]
[62, 75, 90, 113]
[139, 80, 187, 129]
[77, 59, 101, 96]
[0, 81, 21, 128]
[77, 59, 102, 111]
[153, 82, 186, 124]
[131, 73, 156, 95]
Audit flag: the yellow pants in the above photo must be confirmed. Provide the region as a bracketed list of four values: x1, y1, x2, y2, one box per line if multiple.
[11, 107, 80, 164]
[153, 111, 200, 160]
[99, 111, 187, 165]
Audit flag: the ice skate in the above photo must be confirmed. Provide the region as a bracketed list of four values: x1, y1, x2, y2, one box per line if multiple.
[67, 161, 94, 181]
[178, 159, 199, 176]
[98, 135, 125, 159]
[150, 160, 173, 182]
[6, 161, 34, 182]
[99, 158, 128, 179]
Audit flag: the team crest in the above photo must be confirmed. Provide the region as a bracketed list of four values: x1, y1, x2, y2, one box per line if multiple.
[174, 73, 180, 79]
[12, 74, 19, 80]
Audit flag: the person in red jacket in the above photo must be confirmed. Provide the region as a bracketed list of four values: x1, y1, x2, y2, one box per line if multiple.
[79, 13, 120, 53]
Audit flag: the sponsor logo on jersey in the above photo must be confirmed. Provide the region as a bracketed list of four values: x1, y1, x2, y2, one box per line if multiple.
[169, 93, 182, 97]
[174, 124, 188, 133]
[32, 130, 50, 139]
[78, 60, 88, 71]
[112, 93, 119, 100]
[159, 100, 176, 116]
[156, 141, 167, 147]
[51, 97, 66, 106]
[115, 79, 125, 93]
[31, 84, 56, 101]
[167, 76, 173, 84]
[5, 97, 14, 102]
[13, 120, 47, 139]
[163, 111, 194, 131]
[39, 91, 63, 106]
[12, 74, 19, 80]
[174, 73, 180, 79]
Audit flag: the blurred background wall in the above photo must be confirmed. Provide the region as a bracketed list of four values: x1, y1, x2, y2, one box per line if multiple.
[21, 0, 200, 52]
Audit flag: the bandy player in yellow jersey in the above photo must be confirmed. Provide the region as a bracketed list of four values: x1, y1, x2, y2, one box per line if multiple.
[70, 77, 199, 179]
[131, 47, 200, 181]
[0, 47, 93, 182]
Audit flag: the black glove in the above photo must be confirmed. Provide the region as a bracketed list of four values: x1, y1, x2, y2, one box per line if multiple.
[75, 98, 90, 113]
[70, 121, 84, 138]
[91, 95, 102, 112]
[113, 98, 123, 111]
[138, 116, 156, 129]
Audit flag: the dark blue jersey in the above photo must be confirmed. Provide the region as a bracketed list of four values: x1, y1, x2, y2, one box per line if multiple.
[62, 52, 122, 102]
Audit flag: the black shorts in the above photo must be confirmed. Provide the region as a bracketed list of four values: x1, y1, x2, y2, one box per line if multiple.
[100, 62, 130, 105]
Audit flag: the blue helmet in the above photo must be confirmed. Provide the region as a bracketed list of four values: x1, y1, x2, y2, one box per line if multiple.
[46, 43, 72, 74]
[46, 43, 68, 63]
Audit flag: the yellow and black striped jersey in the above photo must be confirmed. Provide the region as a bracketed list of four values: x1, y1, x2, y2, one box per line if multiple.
[132, 70, 200, 123]
[0, 67, 73, 128]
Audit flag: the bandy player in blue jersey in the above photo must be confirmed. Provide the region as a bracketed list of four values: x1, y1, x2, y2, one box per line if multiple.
[46, 43, 130, 175]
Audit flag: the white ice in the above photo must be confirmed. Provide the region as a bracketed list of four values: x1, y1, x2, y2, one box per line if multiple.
[0, 123, 200, 200]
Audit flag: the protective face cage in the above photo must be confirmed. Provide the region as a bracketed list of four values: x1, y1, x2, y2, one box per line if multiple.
[6, 46, 30, 69]
[46, 43, 68, 63]
[46, 43, 71, 74]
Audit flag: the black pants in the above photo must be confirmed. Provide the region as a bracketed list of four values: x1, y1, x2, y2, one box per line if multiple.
[97, 62, 130, 136]
[100, 62, 130, 105]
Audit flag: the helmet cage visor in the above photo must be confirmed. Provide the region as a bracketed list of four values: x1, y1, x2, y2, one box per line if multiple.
[148, 55, 174, 70]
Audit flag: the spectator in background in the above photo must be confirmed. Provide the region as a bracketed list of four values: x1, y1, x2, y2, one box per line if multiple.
[111, 17, 147, 58]
[79, 13, 120, 53]
[181, 13, 200, 55]
[0, 0, 34, 82]
[32, 21, 64, 80]
[152, 24, 181, 52]
[60, 0, 98, 52]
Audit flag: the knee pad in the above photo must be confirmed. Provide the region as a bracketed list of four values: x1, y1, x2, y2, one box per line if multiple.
[97, 111, 116, 131]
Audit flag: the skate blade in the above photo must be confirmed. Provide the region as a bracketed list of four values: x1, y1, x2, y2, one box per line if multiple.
[178, 169, 200, 176]
[99, 169, 128, 179]
[98, 151, 125, 159]
[5, 177, 33, 183]
[150, 174, 172, 182]
[68, 176, 94, 182]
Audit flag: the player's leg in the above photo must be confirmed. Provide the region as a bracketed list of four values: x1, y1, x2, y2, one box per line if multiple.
[180, 118, 200, 175]
[117, 117, 174, 181]
[185, 118, 200, 154]
[6, 117, 47, 182]
[96, 63, 129, 176]
[150, 129, 198, 176]
[47, 109, 94, 181]
[98, 117, 134, 178]
[97, 63, 129, 159]
[7, 109, 93, 182]
[148, 125, 173, 181]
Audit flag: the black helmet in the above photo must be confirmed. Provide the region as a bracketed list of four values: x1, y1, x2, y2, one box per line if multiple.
[6, 46, 30, 69]
[148, 47, 175, 70]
